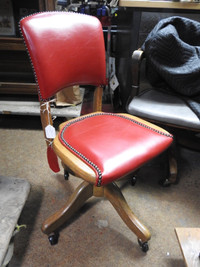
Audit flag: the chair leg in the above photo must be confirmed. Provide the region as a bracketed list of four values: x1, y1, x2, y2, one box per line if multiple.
[104, 182, 151, 245]
[160, 143, 178, 186]
[41, 181, 93, 236]
[168, 144, 178, 184]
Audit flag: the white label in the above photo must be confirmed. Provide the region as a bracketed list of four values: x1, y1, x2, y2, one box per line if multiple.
[110, 74, 119, 91]
[45, 125, 56, 139]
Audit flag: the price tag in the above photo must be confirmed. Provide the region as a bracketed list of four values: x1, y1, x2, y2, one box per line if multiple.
[45, 125, 56, 139]
[110, 74, 119, 91]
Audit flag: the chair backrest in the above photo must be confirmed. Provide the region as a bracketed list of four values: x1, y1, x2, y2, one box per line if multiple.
[20, 12, 107, 101]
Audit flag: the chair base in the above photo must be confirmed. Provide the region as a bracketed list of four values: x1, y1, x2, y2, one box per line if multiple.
[41, 181, 151, 251]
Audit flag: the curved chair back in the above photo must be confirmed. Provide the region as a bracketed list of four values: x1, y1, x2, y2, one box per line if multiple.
[20, 12, 107, 101]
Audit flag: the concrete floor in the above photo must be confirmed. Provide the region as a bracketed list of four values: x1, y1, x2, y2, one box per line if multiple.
[0, 115, 200, 267]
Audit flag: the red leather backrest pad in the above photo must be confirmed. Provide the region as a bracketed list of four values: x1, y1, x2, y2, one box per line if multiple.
[20, 12, 106, 100]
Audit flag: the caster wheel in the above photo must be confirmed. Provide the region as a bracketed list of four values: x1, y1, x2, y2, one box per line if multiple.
[64, 170, 69, 180]
[159, 178, 171, 187]
[138, 239, 149, 252]
[48, 232, 59, 246]
[131, 176, 137, 186]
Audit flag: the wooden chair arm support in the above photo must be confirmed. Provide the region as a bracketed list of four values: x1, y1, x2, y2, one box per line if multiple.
[132, 49, 145, 90]
[127, 49, 145, 107]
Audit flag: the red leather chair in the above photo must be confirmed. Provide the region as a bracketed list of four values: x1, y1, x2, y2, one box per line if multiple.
[20, 12, 173, 252]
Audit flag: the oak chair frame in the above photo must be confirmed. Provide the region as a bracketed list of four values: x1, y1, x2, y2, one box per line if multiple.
[19, 12, 173, 252]
[40, 85, 151, 250]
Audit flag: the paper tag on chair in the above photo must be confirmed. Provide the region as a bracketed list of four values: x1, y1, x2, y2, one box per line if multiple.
[45, 125, 56, 139]
[110, 74, 119, 91]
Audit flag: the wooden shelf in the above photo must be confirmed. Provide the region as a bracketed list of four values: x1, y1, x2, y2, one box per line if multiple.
[0, 88, 85, 118]
[0, 82, 37, 94]
[0, 37, 25, 51]
[0, 0, 55, 96]
[119, 0, 200, 9]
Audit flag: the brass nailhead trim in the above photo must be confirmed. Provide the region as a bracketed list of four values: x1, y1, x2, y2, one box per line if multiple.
[60, 113, 173, 186]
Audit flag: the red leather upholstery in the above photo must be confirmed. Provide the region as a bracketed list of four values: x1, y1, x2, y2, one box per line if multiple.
[59, 113, 173, 186]
[20, 12, 106, 100]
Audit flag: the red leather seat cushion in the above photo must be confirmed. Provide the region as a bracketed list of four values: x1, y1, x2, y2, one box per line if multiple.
[59, 113, 173, 186]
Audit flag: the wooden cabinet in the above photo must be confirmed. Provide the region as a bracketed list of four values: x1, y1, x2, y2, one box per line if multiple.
[0, 0, 55, 95]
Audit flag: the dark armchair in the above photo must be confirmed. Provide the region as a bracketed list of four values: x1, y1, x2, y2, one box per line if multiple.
[127, 16, 200, 185]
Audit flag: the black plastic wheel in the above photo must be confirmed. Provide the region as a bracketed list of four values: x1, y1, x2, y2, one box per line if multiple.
[48, 232, 59, 246]
[138, 239, 149, 252]
[64, 170, 69, 180]
[131, 176, 137, 186]
[159, 178, 171, 187]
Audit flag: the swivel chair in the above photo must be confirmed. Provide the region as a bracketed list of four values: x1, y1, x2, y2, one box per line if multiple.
[20, 12, 173, 252]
